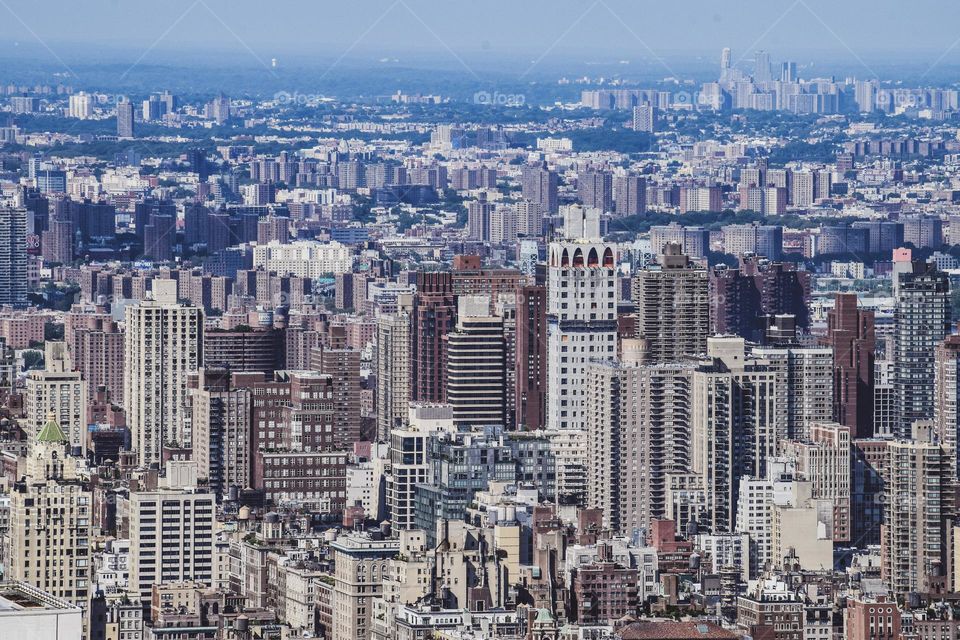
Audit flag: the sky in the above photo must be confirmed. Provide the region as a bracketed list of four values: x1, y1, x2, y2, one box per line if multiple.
[1, 0, 959, 79]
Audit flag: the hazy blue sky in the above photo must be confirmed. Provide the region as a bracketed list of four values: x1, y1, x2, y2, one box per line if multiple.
[1, 0, 959, 76]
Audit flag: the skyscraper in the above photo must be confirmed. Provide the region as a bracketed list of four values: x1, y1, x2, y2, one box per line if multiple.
[376, 297, 412, 441]
[632, 243, 709, 363]
[67, 91, 92, 119]
[586, 347, 694, 536]
[881, 425, 956, 596]
[547, 206, 618, 431]
[446, 296, 506, 428]
[754, 50, 772, 82]
[934, 334, 960, 476]
[0, 207, 27, 306]
[129, 469, 215, 612]
[613, 174, 647, 217]
[692, 337, 777, 533]
[514, 284, 547, 430]
[632, 104, 657, 133]
[521, 164, 559, 215]
[720, 47, 732, 82]
[411, 272, 455, 404]
[547, 207, 618, 507]
[187, 368, 252, 499]
[124, 279, 203, 466]
[577, 170, 614, 212]
[752, 343, 834, 442]
[722, 223, 783, 261]
[894, 262, 951, 437]
[781, 422, 852, 544]
[116, 98, 135, 138]
[826, 293, 875, 438]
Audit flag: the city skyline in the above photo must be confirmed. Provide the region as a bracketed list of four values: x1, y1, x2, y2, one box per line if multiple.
[6, 2, 960, 640]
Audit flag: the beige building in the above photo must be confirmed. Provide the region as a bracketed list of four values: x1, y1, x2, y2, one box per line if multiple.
[371, 521, 510, 640]
[585, 350, 695, 535]
[770, 481, 834, 571]
[330, 530, 401, 640]
[24, 342, 87, 455]
[375, 298, 412, 442]
[7, 416, 92, 611]
[934, 334, 960, 476]
[882, 424, 956, 596]
[252, 239, 354, 277]
[753, 345, 834, 442]
[124, 279, 203, 465]
[780, 422, 852, 544]
[692, 337, 777, 533]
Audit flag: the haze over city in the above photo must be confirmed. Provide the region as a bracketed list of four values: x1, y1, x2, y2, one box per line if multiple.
[2, 2, 960, 640]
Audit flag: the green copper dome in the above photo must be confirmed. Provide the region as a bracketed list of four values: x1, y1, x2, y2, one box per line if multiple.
[37, 413, 68, 444]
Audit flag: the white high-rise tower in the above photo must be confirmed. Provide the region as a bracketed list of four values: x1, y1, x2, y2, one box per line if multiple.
[124, 279, 202, 466]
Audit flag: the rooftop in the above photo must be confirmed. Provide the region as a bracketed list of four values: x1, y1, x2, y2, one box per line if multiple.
[0, 581, 80, 613]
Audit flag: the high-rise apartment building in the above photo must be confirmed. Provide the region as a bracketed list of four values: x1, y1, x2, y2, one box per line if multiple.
[586, 347, 694, 535]
[319, 331, 363, 450]
[489, 205, 519, 244]
[710, 257, 810, 342]
[330, 530, 400, 640]
[679, 185, 723, 214]
[935, 334, 960, 476]
[781, 422, 852, 544]
[521, 164, 559, 215]
[514, 284, 547, 430]
[894, 263, 950, 437]
[632, 104, 657, 132]
[632, 243, 709, 363]
[411, 272, 455, 404]
[752, 344, 834, 442]
[881, 425, 955, 596]
[578, 170, 613, 212]
[613, 174, 646, 216]
[790, 170, 814, 206]
[547, 207, 618, 431]
[72, 316, 125, 406]
[116, 99, 135, 138]
[376, 298, 412, 441]
[386, 405, 451, 530]
[68, 92, 92, 119]
[692, 337, 777, 533]
[124, 279, 203, 465]
[0, 207, 27, 306]
[188, 368, 252, 499]
[722, 223, 783, 261]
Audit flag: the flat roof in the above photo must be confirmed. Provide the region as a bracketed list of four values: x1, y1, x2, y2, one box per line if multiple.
[0, 582, 80, 612]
